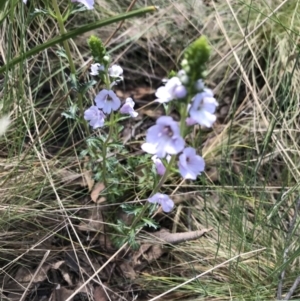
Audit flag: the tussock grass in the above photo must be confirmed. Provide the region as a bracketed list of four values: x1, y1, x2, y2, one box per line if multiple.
[1, 0, 300, 300]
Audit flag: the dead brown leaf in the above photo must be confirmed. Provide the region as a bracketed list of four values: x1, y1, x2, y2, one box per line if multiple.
[119, 261, 137, 280]
[133, 243, 164, 270]
[78, 206, 104, 232]
[94, 285, 108, 301]
[52, 261, 73, 286]
[4, 264, 52, 301]
[58, 168, 94, 190]
[91, 182, 106, 203]
[83, 169, 95, 191]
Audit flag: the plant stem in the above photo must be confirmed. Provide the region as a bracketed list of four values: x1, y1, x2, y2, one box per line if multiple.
[51, 0, 88, 134]
[101, 112, 115, 187]
[51, 0, 76, 76]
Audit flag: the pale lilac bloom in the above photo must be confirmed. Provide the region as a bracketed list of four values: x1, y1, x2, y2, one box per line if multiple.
[23, 0, 27, 3]
[148, 193, 174, 213]
[108, 65, 123, 80]
[189, 89, 218, 128]
[151, 155, 166, 176]
[84, 106, 105, 129]
[186, 117, 197, 126]
[90, 63, 104, 76]
[155, 77, 187, 103]
[174, 85, 187, 99]
[141, 116, 185, 158]
[71, 0, 94, 9]
[120, 97, 138, 117]
[95, 89, 121, 114]
[178, 147, 205, 180]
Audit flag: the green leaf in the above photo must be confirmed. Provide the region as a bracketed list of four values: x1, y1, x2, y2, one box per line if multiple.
[29, 8, 49, 19]
[0, 0, 9, 12]
[61, 104, 78, 119]
[121, 204, 143, 216]
[141, 217, 159, 229]
[76, 79, 97, 94]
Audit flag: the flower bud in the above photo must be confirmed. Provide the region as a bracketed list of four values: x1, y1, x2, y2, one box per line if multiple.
[174, 85, 187, 99]
[88, 35, 106, 64]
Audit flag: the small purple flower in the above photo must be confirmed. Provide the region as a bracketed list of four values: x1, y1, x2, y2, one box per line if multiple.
[178, 147, 205, 180]
[23, 0, 27, 3]
[95, 89, 121, 114]
[186, 117, 197, 126]
[108, 65, 123, 80]
[90, 63, 104, 76]
[174, 85, 187, 99]
[120, 97, 138, 117]
[155, 77, 187, 103]
[84, 106, 105, 129]
[148, 193, 174, 213]
[151, 155, 166, 176]
[189, 89, 218, 128]
[71, 0, 94, 9]
[141, 116, 185, 158]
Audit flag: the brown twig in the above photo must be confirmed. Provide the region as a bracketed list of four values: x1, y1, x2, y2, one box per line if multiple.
[152, 228, 213, 244]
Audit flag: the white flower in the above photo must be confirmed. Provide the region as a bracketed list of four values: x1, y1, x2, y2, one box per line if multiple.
[0, 115, 10, 136]
[108, 65, 123, 80]
[189, 89, 218, 128]
[90, 63, 104, 76]
[155, 77, 187, 103]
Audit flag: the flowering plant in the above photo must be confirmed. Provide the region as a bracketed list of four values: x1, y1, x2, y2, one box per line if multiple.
[133, 36, 217, 210]
[81, 35, 218, 248]
[22, 0, 218, 250]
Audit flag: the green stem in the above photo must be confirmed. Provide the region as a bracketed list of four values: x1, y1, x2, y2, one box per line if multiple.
[51, 0, 76, 75]
[101, 112, 114, 186]
[51, 0, 85, 119]
[101, 67, 117, 186]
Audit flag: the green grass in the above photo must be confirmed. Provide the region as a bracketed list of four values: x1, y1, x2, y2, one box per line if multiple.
[1, 0, 300, 300]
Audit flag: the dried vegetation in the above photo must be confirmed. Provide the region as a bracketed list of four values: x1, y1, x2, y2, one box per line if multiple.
[1, 0, 300, 300]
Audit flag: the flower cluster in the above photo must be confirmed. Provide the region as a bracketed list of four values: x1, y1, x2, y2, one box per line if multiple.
[84, 63, 138, 129]
[143, 57, 218, 212]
